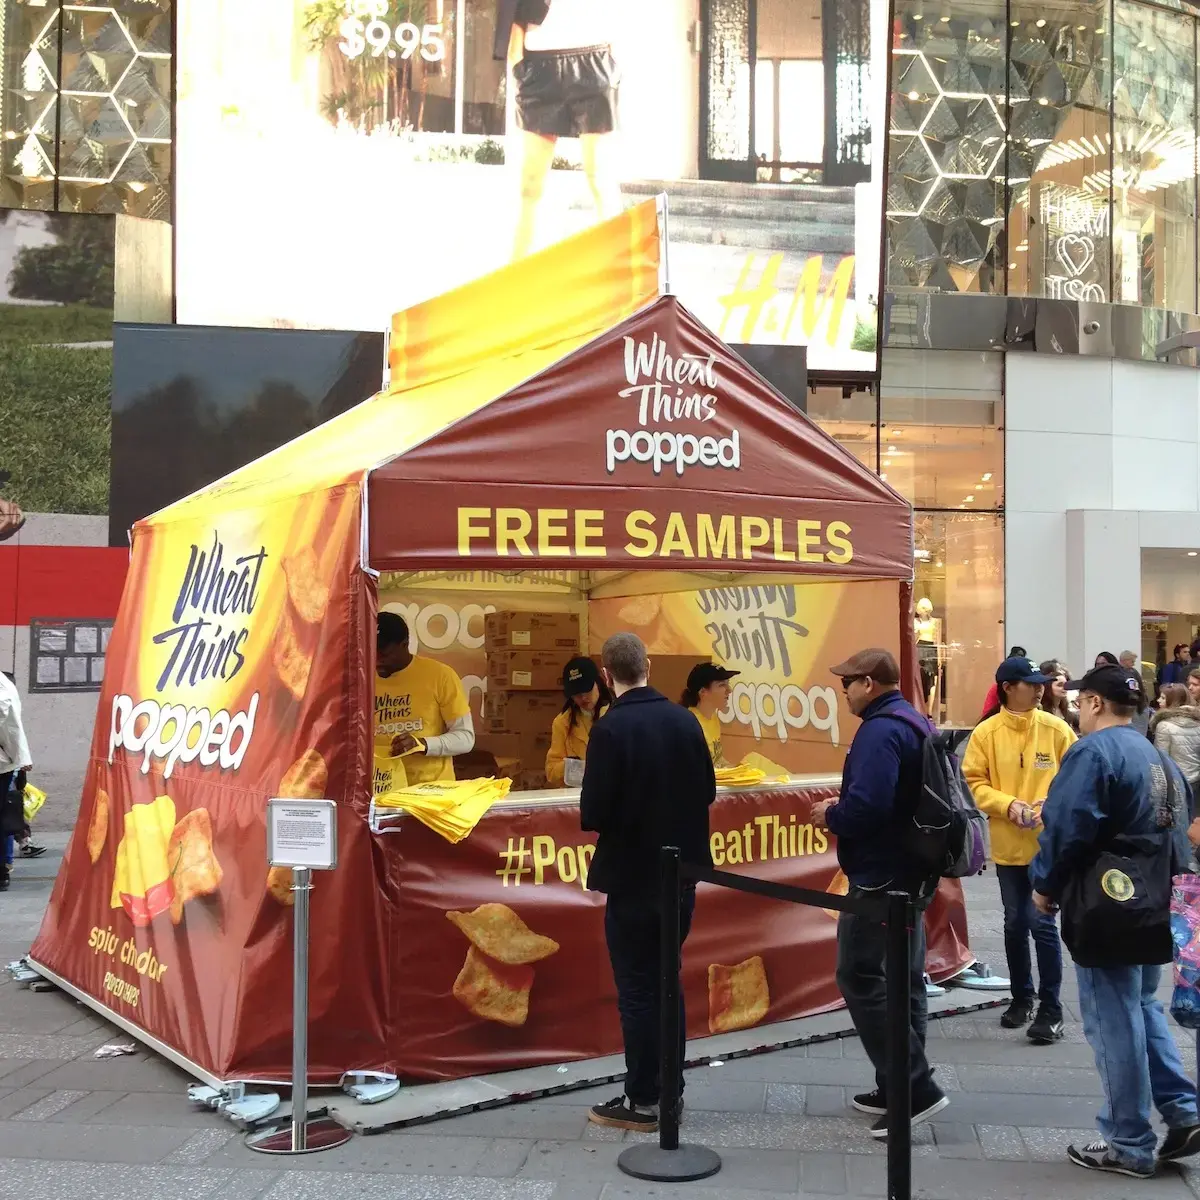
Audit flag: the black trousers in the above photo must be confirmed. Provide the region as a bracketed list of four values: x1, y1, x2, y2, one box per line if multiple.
[604, 888, 695, 1107]
[835, 888, 933, 1096]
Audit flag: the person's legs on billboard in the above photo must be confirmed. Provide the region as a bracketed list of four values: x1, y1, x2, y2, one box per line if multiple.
[513, 131, 557, 260]
[580, 132, 621, 225]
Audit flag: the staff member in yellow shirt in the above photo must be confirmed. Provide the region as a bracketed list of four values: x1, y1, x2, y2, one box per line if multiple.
[546, 657, 613, 787]
[681, 663, 739, 767]
[963, 655, 1076, 1045]
[375, 612, 475, 785]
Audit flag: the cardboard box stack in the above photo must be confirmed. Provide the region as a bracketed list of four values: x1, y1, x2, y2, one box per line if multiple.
[480, 612, 580, 790]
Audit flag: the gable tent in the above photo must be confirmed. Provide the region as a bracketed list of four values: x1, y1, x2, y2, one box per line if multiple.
[29, 199, 921, 1086]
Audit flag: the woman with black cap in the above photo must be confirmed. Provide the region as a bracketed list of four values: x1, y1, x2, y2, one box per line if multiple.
[680, 663, 740, 767]
[546, 656, 613, 787]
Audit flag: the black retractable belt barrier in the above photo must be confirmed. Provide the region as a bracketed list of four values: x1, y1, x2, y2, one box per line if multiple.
[617, 846, 917, 1200]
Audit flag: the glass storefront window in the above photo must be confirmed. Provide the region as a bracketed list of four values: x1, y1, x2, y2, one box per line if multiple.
[887, 0, 1007, 293]
[1006, 0, 1111, 302]
[914, 511, 1004, 726]
[887, 0, 1200, 315]
[878, 349, 1003, 509]
[1112, 1, 1197, 312]
[0, 0, 172, 217]
[808, 383, 878, 473]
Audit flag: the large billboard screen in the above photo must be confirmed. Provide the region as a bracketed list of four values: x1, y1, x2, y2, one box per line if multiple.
[175, 0, 887, 374]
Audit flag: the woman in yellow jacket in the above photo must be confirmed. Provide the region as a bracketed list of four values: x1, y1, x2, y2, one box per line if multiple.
[963, 656, 1076, 1045]
[545, 657, 612, 787]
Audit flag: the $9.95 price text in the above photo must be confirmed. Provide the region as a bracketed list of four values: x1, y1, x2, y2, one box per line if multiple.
[339, 0, 446, 62]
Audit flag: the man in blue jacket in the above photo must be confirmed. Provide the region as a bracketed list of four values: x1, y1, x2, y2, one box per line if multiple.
[812, 648, 948, 1138]
[1031, 663, 1199, 1178]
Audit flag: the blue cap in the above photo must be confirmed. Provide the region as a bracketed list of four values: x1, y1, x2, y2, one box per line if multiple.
[995, 656, 1051, 685]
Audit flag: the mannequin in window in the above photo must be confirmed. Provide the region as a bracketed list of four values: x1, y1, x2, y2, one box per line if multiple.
[915, 597, 943, 713]
[500, 0, 623, 259]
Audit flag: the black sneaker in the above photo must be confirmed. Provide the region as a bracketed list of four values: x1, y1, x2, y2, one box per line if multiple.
[588, 1094, 658, 1132]
[869, 1086, 948, 1139]
[0, 868, 8, 892]
[1068, 1139, 1154, 1178]
[1027, 1005, 1065, 1045]
[852, 1088, 887, 1115]
[1000, 998, 1034, 1029]
[1159, 1124, 1200, 1162]
[19, 844, 46, 859]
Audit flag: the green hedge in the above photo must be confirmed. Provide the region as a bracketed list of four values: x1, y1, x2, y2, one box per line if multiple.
[0, 302, 114, 346]
[0, 342, 112, 514]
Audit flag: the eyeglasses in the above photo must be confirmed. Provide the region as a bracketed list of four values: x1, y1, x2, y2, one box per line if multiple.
[841, 675, 866, 691]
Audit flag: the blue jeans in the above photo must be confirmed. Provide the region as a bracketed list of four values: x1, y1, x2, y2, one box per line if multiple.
[1076, 963, 1198, 1170]
[2, 835, 11, 866]
[996, 863, 1063, 1009]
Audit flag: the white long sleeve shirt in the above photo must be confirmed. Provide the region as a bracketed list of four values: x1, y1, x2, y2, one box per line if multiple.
[0, 673, 32, 774]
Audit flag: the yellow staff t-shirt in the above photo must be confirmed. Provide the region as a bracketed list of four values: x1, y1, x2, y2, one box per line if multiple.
[689, 707, 725, 767]
[374, 656, 471, 785]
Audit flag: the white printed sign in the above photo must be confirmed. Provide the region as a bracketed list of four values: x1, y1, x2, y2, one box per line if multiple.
[267, 799, 338, 870]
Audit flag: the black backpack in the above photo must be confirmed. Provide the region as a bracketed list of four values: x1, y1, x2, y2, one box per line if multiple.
[875, 712, 990, 887]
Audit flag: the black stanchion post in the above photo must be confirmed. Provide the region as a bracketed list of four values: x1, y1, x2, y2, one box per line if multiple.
[617, 847, 721, 1183]
[884, 890, 913, 1200]
[659, 843, 683, 1153]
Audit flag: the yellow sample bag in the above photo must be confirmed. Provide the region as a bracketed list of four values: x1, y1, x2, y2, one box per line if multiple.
[22, 783, 46, 823]
[375, 776, 512, 843]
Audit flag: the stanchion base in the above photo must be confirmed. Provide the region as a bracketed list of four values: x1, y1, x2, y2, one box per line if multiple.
[618, 1142, 722, 1182]
[245, 1116, 353, 1155]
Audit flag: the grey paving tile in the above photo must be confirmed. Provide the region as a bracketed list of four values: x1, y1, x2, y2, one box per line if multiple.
[956, 1063, 1104, 1095]
[475, 1137, 535, 1177]
[912, 1038, 1099, 1067]
[0, 1032, 104, 1060]
[599, 1187, 804, 1200]
[0, 1118, 195, 1162]
[804, 1085, 848, 1117]
[0, 1059, 60, 1087]
[0, 1160, 253, 1200]
[161, 1127, 239, 1165]
[25, 1054, 191, 1093]
[435, 1103, 590, 1141]
[1017, 1126, 1101, 1163]
[931, 1122, 981, 1159]
[678, 1080, 767, 1113]
[800, 1150, 849, 1195]
[0, 1088, 52, 1119]
[210, 1129, 495, 1174]
[12, 1088, 87, 1120]
[45, 1089, 125, 1123]
[86, 1090, 225, 1127]
[764, 1083, 805, 1114]
[258, 1175, 556, 1200]
[933, 1091, 1099, 1128]
[581, 1122, 624, 1143]
[977, 1124, 1027, 1161]
[550, 1184, 605, 1200]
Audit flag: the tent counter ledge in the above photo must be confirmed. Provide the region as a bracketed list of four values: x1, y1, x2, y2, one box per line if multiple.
[28, 200, 971, 1087]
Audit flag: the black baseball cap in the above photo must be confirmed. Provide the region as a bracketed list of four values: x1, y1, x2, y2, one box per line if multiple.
[686, 663, 740, 692]
[1066, 664, 1146, 706]
[562, 657, 600, 697]
[996, 656, 1051, 685]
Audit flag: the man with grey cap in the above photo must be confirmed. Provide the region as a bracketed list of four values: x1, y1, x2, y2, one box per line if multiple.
[811, 648, 948, 1137]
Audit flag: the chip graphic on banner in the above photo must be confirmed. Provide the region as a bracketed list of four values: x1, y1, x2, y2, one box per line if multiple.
[87, 787, 110, 865]
[167, 809, 223, 925]
[452, 946, 536, 1028]
[283, 546, 331, 625]
[111, 796, 177, 927]
[280, 749, 329, 800]
[446, 903, 560, 966]
[708, 955, 770, 1034]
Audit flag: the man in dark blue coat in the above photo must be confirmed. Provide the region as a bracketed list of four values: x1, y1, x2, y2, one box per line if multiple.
[812, 648, 948, 1137]
[581, 632, 716, 1133]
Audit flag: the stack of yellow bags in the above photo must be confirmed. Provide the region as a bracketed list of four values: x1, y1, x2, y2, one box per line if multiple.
[375, 777, 512, 843]
[714, 762, 792, 789]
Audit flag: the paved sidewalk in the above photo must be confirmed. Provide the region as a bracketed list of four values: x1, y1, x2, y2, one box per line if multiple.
[2, 837, 1199, 1198]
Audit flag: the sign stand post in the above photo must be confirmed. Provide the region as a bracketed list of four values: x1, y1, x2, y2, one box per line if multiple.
[247, 800, 353, 1155]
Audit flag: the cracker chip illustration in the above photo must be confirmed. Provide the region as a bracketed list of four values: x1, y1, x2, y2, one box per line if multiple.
[823, 868, 849, 920]
[446, 903, 560, 965]
[282, 545, 330, 625]
[87, 786, 110, 864]
[266, 864, 294, 907]
[452, 946, 534, 1027]
[617, 594, 662, 627]
[273, 611, 312, 701]
[167, 808, 223, 925]
[111, 795, 176, 926]
[279, 749, 327, 799]
[708, 955, 770, 1034]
